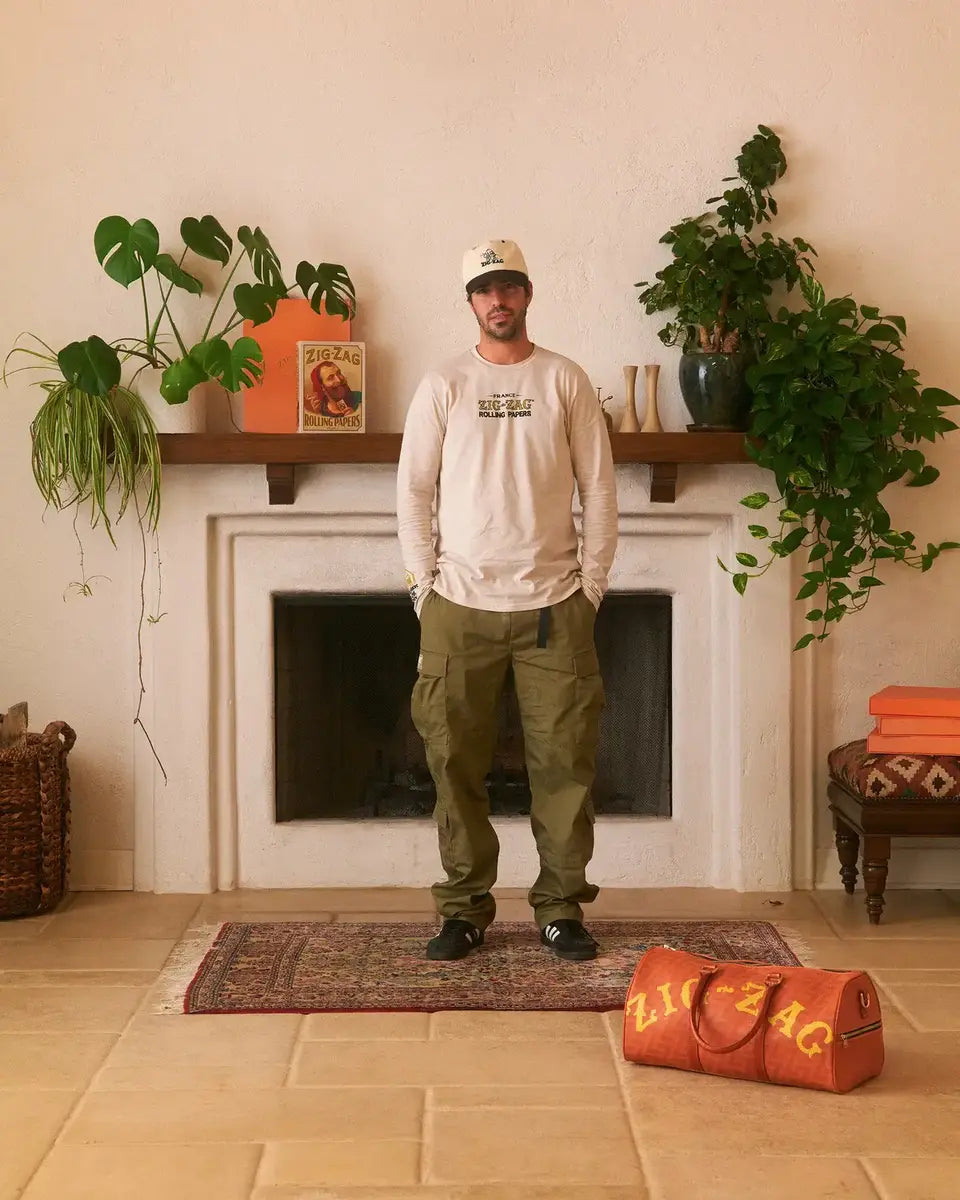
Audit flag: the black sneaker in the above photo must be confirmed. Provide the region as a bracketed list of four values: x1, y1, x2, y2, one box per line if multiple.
[426, 919, 484, 961]
[540, 919, 598, 961]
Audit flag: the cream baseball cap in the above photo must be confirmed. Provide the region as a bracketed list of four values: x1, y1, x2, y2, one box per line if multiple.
[462, 239, 529, 294]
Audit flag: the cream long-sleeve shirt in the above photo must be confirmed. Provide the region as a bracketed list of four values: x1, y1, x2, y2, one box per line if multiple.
[397, 344, 618, 614]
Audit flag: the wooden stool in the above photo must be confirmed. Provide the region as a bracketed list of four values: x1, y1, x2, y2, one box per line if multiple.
[827, 739, 960, 924]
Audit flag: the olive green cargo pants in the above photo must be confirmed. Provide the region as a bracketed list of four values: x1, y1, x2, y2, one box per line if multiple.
[411, 590, 604, 930]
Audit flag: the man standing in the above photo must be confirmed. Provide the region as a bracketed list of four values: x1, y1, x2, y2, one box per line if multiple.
[397, 239, 618, 963]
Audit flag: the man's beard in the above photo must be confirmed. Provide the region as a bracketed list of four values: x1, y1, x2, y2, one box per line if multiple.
[325, 380, 351, 403]
[478, 305, 527, 341]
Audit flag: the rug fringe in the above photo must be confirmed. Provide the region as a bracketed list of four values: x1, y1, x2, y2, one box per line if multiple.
[148, 923, 224, 1015]
[773, 921, 817, 967]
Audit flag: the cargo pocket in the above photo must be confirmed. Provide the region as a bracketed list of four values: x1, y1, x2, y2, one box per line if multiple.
[411, 649, 449, 748]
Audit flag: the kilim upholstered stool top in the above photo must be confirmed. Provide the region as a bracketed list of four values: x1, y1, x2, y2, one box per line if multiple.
[827, 739, 960, 923]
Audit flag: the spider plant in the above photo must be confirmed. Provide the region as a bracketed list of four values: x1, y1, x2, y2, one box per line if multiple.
[6, 334, 161, 541]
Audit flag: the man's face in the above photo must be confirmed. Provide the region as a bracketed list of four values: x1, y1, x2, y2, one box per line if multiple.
[319, 362, 350, 400]
[468, 278, 532, 342]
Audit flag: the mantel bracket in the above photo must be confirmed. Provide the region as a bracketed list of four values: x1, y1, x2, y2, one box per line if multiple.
[650, 462, 678, 503]
[266, 463, 296, 505]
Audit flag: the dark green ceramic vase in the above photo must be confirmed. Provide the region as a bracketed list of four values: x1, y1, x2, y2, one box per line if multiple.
[678, 351, 752, 431]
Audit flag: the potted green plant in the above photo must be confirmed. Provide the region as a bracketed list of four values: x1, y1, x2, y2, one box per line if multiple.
[5, 215, 356, 769]
[636, 125, 814, 430]
[87, 215, 356, 432]
[722, 274, 960, 646]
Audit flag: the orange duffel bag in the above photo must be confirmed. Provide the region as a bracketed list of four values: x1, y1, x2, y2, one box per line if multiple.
[622, 946, 884, 1093]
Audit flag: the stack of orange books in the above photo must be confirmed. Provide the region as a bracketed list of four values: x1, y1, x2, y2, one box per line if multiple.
[868, 686, 960, 754]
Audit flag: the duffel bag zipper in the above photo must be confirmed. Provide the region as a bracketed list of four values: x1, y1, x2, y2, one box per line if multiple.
[839, 1020, 883, 1043]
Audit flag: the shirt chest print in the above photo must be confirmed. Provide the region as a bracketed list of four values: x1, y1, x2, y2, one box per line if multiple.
[477, 392, 535, 419]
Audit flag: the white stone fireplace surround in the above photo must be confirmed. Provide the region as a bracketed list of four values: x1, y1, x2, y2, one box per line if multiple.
[134, 461, 795, 894]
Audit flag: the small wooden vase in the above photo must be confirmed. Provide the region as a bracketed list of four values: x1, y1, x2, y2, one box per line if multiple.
[641, 363, 663, 433]
[619, 365, 641, 433]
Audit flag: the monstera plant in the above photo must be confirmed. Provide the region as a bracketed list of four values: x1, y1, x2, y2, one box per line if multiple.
[81, 214, 356, 404]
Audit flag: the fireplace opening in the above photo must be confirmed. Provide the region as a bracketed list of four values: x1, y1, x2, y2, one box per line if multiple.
[274, 593, 671, 821]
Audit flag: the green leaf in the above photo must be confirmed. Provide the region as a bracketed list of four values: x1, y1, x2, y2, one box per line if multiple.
[238, 225, 285, 291]
[888, 314, 907, 334]
[862, 323, 902, 343]
[921, 386, 960, 408]
[808, 542, 829, 561]
[859, 576, 884, 588]
[94, 216, 159, 286]
[740, 491, 771, 510]
[906, 465, 940, 487]
[233, 281, 281, 326]
[938, 541, 960, 550]
[796, 581, 819, 600]
[180, 215, 232, 265]
[191, 336, 264, 392]
[295, 260, 357, 320]
[736, 552, 759, 567]
[732, 573, 748, 596]
[799, 274, 825, 311]
[813, 393, 846, 421]
[781, 527, 807, 553]
[794, 633, 815, 651]
[806, 609, 823, 621]
[787, 467, 815, 489]
[153, 253, 203, 295]
[160, 354, 209, 404]
[859, 304, 881, 320]
[57, 336, 121, 396]
[779, 508, 802, 522]
[748, 524, 769, 538]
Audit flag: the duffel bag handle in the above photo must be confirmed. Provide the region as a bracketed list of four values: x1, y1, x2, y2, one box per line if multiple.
[689, 965, 783, 1055]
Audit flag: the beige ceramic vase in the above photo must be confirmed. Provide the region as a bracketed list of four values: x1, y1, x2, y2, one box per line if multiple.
[641, 363, 663, 433]
[618, 365, 641, 433]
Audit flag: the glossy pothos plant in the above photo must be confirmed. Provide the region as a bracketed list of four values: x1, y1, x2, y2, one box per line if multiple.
[720, 274, 960, 648]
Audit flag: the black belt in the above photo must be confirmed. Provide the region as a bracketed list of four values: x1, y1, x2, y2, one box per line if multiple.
[536, 606, 551, 648]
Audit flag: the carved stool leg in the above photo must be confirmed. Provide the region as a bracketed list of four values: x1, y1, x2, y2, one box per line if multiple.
[862, 835, 891, 925]
[834, 817, 860, 894]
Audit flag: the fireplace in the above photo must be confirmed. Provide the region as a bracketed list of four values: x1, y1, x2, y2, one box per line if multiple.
[136, 463, 794, 893]
[273, 592, 672, 822]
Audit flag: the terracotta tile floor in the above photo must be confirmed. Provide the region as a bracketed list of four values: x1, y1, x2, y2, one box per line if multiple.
[1, 886, 959, 1199]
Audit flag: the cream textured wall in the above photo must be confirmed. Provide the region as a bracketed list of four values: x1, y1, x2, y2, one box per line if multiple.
[2, 0, 959, 889]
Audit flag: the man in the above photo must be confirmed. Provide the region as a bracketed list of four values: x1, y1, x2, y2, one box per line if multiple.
[308, 360, 360, 417]
[397, 239, 618, 963]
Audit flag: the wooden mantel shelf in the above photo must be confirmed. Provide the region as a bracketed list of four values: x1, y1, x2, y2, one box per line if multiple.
[157, 431, 751, 505]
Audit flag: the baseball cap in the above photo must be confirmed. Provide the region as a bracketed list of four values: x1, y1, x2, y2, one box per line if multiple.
[462, 239, 529, 294]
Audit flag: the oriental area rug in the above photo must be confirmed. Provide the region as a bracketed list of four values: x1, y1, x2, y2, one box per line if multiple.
[154, 920, 805, 1015]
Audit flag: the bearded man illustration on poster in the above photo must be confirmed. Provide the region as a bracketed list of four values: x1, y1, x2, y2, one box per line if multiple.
[298, 341, 365, 432]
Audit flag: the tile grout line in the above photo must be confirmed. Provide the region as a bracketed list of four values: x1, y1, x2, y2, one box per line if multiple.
[875, 982, 923, 1032]
[420, 1012, 436, 1183]
[602, 1009, 652, 1197]
[420, 1085, 434, 1184]
[857, 1155, 889, 1199]
[8, 897, 196, 1195]
[282, 1015, 307, 1087]
[245, 1142, 268, 1198]
[10, 976, 152, 1198]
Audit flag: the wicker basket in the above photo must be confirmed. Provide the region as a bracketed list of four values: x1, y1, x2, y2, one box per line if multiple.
[0, 722, 75, 918]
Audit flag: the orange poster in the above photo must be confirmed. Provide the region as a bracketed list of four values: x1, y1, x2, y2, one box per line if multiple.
[242, 298, 351, 432]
